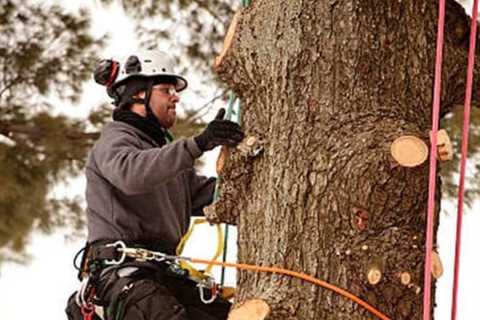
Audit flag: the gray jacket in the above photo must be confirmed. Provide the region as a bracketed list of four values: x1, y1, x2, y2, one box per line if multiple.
[86, 121, 216, 250]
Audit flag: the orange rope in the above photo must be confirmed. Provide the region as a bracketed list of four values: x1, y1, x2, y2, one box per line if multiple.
[189, 257, 391, 320]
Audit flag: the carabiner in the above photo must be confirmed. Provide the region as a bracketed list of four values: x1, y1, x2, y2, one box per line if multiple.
[197, 280, 217, 304]
[104, 240, 127, 265]
[75, 276, 90, 307]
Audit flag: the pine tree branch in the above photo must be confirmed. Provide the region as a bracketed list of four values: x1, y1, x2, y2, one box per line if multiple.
[0, 119, 99, 142]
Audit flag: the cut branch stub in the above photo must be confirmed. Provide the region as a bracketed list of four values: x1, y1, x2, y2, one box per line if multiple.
[431, 251, 444, 279]
[236, 136, 264, 158]
[399, 272, 412, 285]
[214, 12, 241, 70]
[367, 267, 382, 285]
[228, 299, 270, 320]
[390, 135, 429, 167]
[430, 129, 453, 161]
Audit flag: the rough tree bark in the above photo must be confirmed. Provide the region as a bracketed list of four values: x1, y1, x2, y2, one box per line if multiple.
[208, 1, 478, 319]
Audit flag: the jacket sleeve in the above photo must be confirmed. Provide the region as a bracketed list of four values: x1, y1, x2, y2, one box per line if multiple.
[93, 129, 203, 195]
[190, 173, 217, 216]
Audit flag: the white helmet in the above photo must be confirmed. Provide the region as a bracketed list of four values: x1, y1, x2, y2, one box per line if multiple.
[112, 50, 188, 92]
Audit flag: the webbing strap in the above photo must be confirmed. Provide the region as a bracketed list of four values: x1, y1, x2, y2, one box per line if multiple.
[423, 1, 446, 319]
[451, 1, 479, 319]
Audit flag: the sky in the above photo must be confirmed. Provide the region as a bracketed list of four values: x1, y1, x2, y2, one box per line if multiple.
[0, 1, 479, 319]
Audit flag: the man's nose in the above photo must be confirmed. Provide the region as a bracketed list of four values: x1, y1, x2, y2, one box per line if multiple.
[171, 94, 180, 103]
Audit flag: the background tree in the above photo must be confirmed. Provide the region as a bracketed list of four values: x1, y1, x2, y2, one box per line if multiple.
[0, 0, 210, 264]
[204, 0, 480, 319]
[0, 0, 103, 263]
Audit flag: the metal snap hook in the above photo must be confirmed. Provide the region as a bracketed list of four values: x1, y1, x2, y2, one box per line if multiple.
[197, 280, 217, 304]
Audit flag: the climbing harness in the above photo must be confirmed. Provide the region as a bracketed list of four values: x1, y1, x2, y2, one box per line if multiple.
[450, 0, 478, 319]
[102, 240, 391, 320]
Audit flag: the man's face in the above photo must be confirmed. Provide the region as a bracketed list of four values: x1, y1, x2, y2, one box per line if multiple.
[142, 84, 180, 129]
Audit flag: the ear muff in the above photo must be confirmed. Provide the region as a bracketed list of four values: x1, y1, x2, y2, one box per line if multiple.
[93, 59, 120, 88]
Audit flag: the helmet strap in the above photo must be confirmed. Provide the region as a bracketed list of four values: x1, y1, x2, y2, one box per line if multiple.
[143, 81, 159, 124]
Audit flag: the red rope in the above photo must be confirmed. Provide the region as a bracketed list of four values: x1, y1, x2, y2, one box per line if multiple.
[423, 1, 446, 319]
[451, 1, 479, 319]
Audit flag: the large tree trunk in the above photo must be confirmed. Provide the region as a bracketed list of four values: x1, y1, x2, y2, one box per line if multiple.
[210, 1, 475, 319]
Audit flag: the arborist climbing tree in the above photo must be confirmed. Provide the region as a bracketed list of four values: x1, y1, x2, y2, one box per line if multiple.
[66, 50, 244, 320]
[65, 1, 480, 319]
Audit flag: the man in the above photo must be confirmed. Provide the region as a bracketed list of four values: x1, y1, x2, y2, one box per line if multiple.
[73, 50, 243, 320]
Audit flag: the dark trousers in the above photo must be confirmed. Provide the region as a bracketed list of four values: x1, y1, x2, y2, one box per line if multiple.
[96, 263, 231, 320]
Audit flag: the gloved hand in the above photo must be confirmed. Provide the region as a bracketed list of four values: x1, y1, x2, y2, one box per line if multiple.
[194, 108, 244, 152]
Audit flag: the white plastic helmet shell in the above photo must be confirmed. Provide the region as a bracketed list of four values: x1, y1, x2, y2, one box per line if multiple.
[112, 50, 188, 92]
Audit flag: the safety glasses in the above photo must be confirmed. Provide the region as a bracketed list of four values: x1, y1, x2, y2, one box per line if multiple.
[152, 85, 178, 97]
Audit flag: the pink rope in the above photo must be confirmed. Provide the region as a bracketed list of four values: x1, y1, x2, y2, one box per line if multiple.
[451, 1, 479, 319]
[423, 1, 446, 319]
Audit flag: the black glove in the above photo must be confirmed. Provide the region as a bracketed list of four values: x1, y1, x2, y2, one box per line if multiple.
[194, 108, 244, 152]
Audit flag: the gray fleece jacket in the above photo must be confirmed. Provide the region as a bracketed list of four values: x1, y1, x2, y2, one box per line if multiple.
[86, 121, 216, 250]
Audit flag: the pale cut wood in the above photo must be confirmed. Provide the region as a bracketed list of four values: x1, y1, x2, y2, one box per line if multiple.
[390, 135, 429, 167]
[431, 251, 444, 279]
[246, 136, 257, 147]
[400, 272, 412, 285]
[367, 267, 382, 285]
[430, 129, 453, 161]
[216, 146, 229, 175]
[228, 299, 270, 320]
[214, 12, 241, 69]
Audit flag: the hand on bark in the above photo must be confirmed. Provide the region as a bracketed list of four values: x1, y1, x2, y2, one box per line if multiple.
[194, 108, 244, 152]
